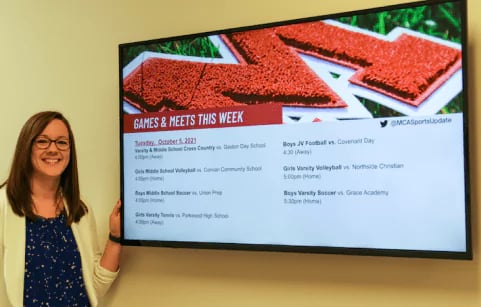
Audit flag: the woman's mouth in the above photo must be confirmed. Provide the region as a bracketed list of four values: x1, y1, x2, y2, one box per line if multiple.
[43, 158, 61, 164]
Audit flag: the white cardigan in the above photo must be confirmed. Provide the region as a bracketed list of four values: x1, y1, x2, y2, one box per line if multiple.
[0, 187, 118, 306]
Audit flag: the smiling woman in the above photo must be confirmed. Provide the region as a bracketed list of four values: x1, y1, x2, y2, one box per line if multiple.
[0, 111, 122, 307]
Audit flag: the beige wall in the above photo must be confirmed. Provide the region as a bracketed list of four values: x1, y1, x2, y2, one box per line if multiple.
[0, 0, 479, 306]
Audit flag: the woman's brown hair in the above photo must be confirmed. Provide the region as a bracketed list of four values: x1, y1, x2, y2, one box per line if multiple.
[1, 111, 87, 225]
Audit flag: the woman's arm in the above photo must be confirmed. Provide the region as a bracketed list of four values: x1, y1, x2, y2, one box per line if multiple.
[100, 200, 122, 272]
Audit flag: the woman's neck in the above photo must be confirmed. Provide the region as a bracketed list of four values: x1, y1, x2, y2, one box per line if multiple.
[30, 175, 63, 218]
[31, 176, 60, 197]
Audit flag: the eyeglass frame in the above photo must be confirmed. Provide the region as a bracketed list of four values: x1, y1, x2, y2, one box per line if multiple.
[33, 136, 71, 151]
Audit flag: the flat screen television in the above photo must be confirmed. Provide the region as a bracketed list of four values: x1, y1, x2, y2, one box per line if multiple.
[119, 0, 471, 259]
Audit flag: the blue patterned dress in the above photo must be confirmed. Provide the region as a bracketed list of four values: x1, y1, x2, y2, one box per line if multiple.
[24, 213, 90, 306]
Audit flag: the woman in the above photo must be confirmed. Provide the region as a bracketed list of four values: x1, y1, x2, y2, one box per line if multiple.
[0, 111, 121, 306]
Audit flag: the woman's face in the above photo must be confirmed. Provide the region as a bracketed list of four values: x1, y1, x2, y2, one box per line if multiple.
[31, 119, 71, 181]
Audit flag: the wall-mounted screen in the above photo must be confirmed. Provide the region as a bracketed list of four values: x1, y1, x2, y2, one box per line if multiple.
[119, 0, 471, 259]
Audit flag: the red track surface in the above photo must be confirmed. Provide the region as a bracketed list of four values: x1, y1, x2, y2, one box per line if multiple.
[123, 21, 461, 112]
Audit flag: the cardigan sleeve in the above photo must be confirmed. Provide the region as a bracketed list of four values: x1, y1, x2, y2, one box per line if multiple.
[86, 203, 119, 298]
[71, 202, 119, 306]
[0, 187, 9, 306]
[0, 186, 27, 307]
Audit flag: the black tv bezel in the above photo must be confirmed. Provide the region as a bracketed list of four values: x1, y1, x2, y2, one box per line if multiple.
[118, 0, 472, 260]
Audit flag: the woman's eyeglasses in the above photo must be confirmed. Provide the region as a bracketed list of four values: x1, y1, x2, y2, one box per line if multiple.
[34, 137, 71, 151]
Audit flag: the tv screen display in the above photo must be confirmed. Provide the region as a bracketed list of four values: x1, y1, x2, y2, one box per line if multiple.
[119, 0, 471, 259]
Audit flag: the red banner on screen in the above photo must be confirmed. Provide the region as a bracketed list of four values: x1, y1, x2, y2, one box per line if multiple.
[123, 104, 282, 133]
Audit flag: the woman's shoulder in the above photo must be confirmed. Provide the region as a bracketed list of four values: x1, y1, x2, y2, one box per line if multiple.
[79, 197, 93, 216]
[0, 186, 7, 221]
[75, 198, 95, 223]
[0, 185, 7, 207]
[0, 185, 8, 227]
